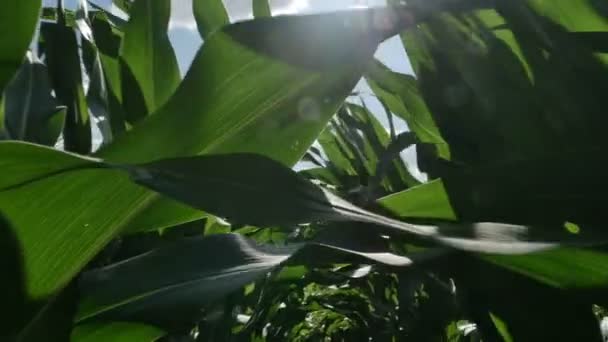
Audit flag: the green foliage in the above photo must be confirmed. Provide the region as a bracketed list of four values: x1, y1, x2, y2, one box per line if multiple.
[120, 0, 180, 120]
[0, 0, 41, 93]
[1, 0, 608, 340]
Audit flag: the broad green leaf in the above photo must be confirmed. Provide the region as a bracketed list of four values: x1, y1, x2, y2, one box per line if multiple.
[0, 0, 41, 92]
[0, 142, 100, 190]
[77, 233, 417, 324]
[4, 53, 65, 145]
[193, 0, 230, 39]
[120, 0, 180, 120]
[41, 22, 91, 154]
[71, 322, 165, 342]
[253, 0, 272, 18]
[127, 153, 608, 255]
[0, 8, 408, 300]
[379, 179, 456, 221]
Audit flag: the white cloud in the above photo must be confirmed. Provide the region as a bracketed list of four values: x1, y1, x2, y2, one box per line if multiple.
[169, 0, 315, 30]
[271, 0, 310, 15]
[170, 0, 197, 30]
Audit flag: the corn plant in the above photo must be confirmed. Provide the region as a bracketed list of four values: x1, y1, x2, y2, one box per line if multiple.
[1, 0, 608, 340]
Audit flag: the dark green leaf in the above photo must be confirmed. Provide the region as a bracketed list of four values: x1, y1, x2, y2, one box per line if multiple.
[78, 233, 417, 325]
[0, 1, 41, 92]
[41, 22, 91, 154]
[128, 153, 608, 255]
[71, 322, 165, 342]
[4, 53, 65, 145]
[120, 0, 180, 120]
[366, 60, 449, 159]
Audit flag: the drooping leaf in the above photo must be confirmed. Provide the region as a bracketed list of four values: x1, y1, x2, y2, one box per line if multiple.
[120, 0, 180, 121]
[0, 0, 41, 92]
[4, 53, 65, 145]
[127, 153, 608, 255]
[41, 22, 91, 154]
[193, 0, 230, 39]
[71, 322, 165, 342]
[377, 157, 608, 288]
[77, 233, 418, 325]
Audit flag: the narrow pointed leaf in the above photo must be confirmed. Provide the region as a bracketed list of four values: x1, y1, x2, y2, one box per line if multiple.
[41, 22, 91, 154]
[128, 153, 608, 255]
[193, 0, 230, 39]
[120, 0, 180, 119]
[77, 233, 417, 324]
[366, 60, 450, 159]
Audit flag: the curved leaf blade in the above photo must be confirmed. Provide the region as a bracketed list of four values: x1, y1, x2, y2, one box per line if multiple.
[120, 0, 180, 120]
[192, 0, 230, 40]
[77, 233, 417, 324]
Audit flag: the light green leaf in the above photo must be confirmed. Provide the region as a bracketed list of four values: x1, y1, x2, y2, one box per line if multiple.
[0, 142, 100, 190]
[0, 0, 41, 92]
[378, 179, 456, 221]
[193, 0, 230, 39]
[120, 0, 180, 120]
[71, 322, 165, 342]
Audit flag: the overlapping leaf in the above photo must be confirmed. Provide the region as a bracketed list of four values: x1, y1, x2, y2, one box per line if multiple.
[77, 233, 419, 325]
[3, 53, 65, 145]
[0, 7, 420, 300]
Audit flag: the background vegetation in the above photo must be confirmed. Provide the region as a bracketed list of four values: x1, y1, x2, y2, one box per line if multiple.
[1, 0, 608, 340]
